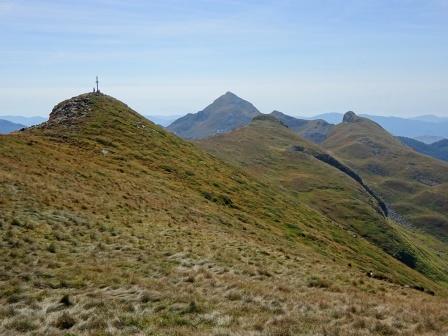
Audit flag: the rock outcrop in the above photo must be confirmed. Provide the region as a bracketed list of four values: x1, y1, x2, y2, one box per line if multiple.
[343, 111, 362, 123]
[43, 93, 96, 128]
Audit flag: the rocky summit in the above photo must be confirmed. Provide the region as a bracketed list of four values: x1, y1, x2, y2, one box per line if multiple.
[342, 110, 362, 123]
[45, 93, 94, 127]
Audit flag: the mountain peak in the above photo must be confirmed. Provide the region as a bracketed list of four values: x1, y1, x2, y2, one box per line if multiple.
[214, 91, 244, 104]
[46, 93, 96, 127]
[343, 111, 362, 123]
[168, 92, 261, 139]
[224, 91, 237, 97]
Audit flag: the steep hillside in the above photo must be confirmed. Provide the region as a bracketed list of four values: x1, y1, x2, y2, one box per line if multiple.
[1, 93, 447, 335]
[0, 119, 25, 134]
[323, 111, 448, 241]
[269, 111, 334, 143]
[198, 116, 448, 283]
[167, 92, 260, 139]
[398, 136, 448, 162]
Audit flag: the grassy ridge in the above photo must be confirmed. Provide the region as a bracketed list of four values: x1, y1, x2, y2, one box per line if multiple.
[197, 118, 448, 284]
[322, 116, 448, 238]
[0, 94, 447, 335]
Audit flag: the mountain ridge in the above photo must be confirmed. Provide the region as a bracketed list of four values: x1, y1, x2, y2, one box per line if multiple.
[323, 111, 448, 241]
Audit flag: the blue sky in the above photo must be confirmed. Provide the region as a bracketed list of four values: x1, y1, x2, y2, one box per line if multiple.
[1, 0, 447, 117]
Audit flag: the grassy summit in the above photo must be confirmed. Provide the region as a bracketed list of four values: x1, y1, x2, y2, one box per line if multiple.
[1, 94, 447, 335]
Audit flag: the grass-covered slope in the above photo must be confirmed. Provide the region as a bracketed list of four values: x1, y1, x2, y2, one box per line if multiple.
[197, 116, 448, 282]
[322, 112, 448, 240]
[1, 94, 447, 335]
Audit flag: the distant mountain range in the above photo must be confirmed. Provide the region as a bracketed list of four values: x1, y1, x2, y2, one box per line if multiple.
[145, 115, 181, 127]
[0, 119, 25, 134]
[0, 115, 47, 127]
[168, 92, 334, 142]
[414, 135, 445, 144]
[398, 137, 448, 162]
[166, 94, 447, 143]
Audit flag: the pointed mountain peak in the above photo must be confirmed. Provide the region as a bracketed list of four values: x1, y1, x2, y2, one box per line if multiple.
[167, 91, 261, 139]
[224, 91, 238, 97]
[343, 111, 362, 123]
[213, 91, 245, 104]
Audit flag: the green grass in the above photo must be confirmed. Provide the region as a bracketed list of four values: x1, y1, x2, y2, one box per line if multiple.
[322, 115, 448, 239]
[198, 117, 448, 284]
[0, 93, 447, 335]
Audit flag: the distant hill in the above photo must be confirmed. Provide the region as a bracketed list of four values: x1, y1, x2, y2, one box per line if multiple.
[310, 113, 448, 139]
[323, 111, 448, 241]
[0, 115, 46, 126]
[167, 91, 261, 139]
[0, 119, 25, 134]
[398, 136, 448, 162]
[269, 110, 334, 143]
[363, 115, 448, 138]
[145, 114, 181, 127]
[411, 115, 448, 123]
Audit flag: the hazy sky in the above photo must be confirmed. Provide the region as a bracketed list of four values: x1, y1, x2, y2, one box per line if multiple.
[1, 0, 448, 117]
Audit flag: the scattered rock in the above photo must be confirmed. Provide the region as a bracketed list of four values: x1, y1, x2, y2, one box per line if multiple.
[42, 93, 95, 128]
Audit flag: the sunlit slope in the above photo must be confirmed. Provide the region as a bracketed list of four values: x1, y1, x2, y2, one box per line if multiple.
[322, 112, 448, 239]
[197, 116, 448, 283]
[1, 95, 447, 335]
